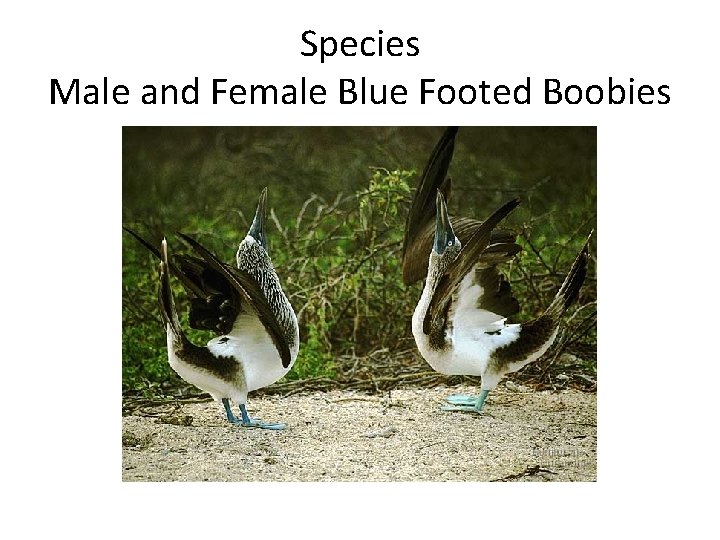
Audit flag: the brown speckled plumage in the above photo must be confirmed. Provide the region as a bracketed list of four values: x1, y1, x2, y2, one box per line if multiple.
[236, 240, 297, 351]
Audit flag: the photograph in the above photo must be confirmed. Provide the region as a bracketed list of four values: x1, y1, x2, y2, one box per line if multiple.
[122, 126, 597, 481]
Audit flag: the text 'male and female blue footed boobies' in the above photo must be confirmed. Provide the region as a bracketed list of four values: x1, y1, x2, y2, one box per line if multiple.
[403, 127, 591, 414]
[125, 188, 299, 429]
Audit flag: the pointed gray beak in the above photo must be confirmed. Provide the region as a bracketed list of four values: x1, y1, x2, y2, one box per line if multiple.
[434, 191, 455, 255]
[248, 187, 268, 250]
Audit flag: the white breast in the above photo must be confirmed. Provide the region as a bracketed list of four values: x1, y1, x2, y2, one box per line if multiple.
[209, 312, 298, 392]
[412, 276, 523, 377]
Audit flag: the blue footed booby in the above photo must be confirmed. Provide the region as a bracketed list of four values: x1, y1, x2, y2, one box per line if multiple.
[411, 191, 590, 413]
[403, 128, 590, 414]
[125, 188, 299, 429]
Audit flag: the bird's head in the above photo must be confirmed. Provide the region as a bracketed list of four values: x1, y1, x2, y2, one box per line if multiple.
[433, 190, 460, 254]
[429, 190, 461, 274]
[237, 187, 271, 271]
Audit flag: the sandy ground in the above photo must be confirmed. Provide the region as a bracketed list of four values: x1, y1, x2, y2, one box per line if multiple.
[122, 384, 596, 482]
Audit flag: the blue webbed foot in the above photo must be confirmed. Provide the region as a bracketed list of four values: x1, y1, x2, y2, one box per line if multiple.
[222, 399, 286, 429]
[442, 390, 490, 413]
[442, 404, 480, 412]
[241, 420, 286, 430]
[445, 394, 479, 406]
[238, 403, 286, 430]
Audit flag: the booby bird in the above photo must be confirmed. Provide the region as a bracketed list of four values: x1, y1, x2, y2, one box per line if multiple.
[411, 191, 590, 413]
[125, 188, 299, 429]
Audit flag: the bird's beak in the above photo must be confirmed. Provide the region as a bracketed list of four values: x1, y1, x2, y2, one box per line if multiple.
[434, 191, 455, 255]
[248, 187, 268, 250]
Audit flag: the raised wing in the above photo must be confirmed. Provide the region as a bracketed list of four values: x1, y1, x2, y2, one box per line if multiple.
[402, 215, 518, 286]
[448, 264, 522, 342]
[401, 127, 516, 285]
[125, 227, 240, 333]
[177, 233, 292, 368]
[402, 127, 457, 285]
[423, 199, 521, 335]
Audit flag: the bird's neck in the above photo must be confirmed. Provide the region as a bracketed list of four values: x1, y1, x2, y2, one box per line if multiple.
[412, 259, 447, 351]
[415, 255, 442, 315]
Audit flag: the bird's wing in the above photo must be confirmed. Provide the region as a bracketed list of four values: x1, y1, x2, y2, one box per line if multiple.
[447, 262, 522, 341]
[403, 215, 518, 286]
[174, 254, 244, 334]
[402, 127, 458, 285]
[177, 233, 293, 368]
[401, 127, 516, 285]
[423, 199, 521, 335]
[125, 227, 241, 334]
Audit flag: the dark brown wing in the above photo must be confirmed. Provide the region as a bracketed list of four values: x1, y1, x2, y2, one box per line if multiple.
[125, 227, 240, 333]
[423, 199, 521, 335]
[402, 127, 458, 285]
[402, 215, 517, 286]
[545, 232, 591, 318]
[400, 128, 516, 285]
[177, 233, 292, 368]
[472, 264, 521, 318]
[175, 254, 243, 333]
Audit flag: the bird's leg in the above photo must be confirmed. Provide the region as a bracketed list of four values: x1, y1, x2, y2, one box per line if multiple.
[222, 398, 242, 424]
[442, 390, 491, 413]
[238, 403, 286, 430]
[475, 389, 490, 411]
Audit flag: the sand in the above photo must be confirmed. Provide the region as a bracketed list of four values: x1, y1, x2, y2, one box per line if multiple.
[122, 384, 596, 482]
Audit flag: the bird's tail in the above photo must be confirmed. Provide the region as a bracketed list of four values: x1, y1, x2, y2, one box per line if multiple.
[158, 238, 186, 348]
[545, 232, 592, 319]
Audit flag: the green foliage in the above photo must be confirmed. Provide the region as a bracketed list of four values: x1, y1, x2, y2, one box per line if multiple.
[279, 169, 418, 371]
[122, 238, 172, 395]
[286, 306, 335, 381]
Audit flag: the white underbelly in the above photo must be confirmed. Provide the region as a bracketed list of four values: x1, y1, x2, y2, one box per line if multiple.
[241, 342, 291, 392]
[213, 314, 296, 392]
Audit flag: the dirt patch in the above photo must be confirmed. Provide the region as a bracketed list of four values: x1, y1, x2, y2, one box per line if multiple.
[122, 385, 596, 481]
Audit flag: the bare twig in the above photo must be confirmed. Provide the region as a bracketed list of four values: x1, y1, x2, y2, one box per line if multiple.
[491, 465, 558, 482]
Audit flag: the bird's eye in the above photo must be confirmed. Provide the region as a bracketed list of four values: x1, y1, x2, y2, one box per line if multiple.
[447, 240, 453, 246]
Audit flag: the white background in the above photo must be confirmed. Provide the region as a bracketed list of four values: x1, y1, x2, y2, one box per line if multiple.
[2, 0, 718, 537]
